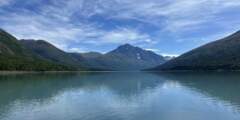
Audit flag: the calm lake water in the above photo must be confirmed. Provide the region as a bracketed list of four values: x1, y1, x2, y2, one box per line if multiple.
[0, 72, 240, 120]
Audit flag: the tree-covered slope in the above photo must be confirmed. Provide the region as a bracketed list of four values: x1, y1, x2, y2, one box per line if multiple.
[0, 29, 73, 71]
[0, 29, 26, 56]
[151, 30, 240, 71]
[20, 40, 86, 70]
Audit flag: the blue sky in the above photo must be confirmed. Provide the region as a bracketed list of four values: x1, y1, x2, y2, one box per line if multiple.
[0, 0, 240, 56]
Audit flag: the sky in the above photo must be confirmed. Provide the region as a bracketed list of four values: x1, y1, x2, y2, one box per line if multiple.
[0, 0, 240, 56]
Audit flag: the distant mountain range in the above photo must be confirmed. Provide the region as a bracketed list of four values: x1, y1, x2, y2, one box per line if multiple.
[0, 29, 167, 71]
[6, 27, 240, 72]
[151, 30, 240, 71]
[79, 44, 166, 70]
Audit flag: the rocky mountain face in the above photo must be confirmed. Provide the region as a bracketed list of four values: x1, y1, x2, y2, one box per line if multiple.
[97, 44, 166, 70]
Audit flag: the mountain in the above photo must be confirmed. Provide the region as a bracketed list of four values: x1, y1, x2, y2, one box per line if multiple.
[151, 30, 240, 71]
[83, 44, 166, 70]
[0, 28, 166, 71]
[0, 29, 72, 71]
[0, 29, 28, 56]
[80, 52, 103, 59]
[69, 52, 108, 70]
[163, 56, 176, 61]
[20, 40, 86, 70]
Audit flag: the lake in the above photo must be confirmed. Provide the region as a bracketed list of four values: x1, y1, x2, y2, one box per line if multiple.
[0, 72, 240, 120]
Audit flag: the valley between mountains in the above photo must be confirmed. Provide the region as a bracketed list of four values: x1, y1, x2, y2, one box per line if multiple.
[1, 28, 240, 71]
[0, 28, 169, 71]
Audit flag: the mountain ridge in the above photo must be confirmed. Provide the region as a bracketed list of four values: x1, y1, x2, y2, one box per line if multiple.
[150, 30, 240, 71]
[0, 28, 167, 71]
[20, 39, 86, 70]
[0, 29, 74, 71]
[89, 44, 166, 70]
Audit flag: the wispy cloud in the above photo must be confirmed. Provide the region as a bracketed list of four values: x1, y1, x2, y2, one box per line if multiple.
[99, 28, 153, 45]
[0, 0, 12, 6]
[0, 0, 239, 54]
[107, 0, 240, 32]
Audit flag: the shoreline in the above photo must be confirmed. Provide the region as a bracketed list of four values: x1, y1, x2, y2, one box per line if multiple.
[1, 69, 240, 75]
[0, 70, 147, 75]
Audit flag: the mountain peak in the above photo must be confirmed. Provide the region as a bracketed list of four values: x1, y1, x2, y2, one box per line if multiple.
[118, 43, 135, 49]
[105, 43, 166, 70]
[108, 44, 140, 54]
[21, 39, 59, 50]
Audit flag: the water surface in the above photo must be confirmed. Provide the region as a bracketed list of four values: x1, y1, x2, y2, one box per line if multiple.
[0, 72, 240, 120]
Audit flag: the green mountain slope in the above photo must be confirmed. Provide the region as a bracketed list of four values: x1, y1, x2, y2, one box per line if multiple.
[20, 40, 86, 70]
[0, 29, 26, 56]
[151, 30, 240, 71]
[0, 29, 73, 71]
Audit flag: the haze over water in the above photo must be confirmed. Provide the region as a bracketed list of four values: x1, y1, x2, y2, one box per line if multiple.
[0, 72, 240, 120]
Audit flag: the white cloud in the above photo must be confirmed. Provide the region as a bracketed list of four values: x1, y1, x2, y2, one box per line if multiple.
[145, 49, 179, 57]
[0, 11, 152, 52]
[68, 47, 87, 53]
[0, 0, 240, 54]
[0, 0, 12, 6]
[161, 53, 179, 57]
[99, 28, 152, 44]
[2, 0, 240, 32]
[103, 0, 240, 32]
